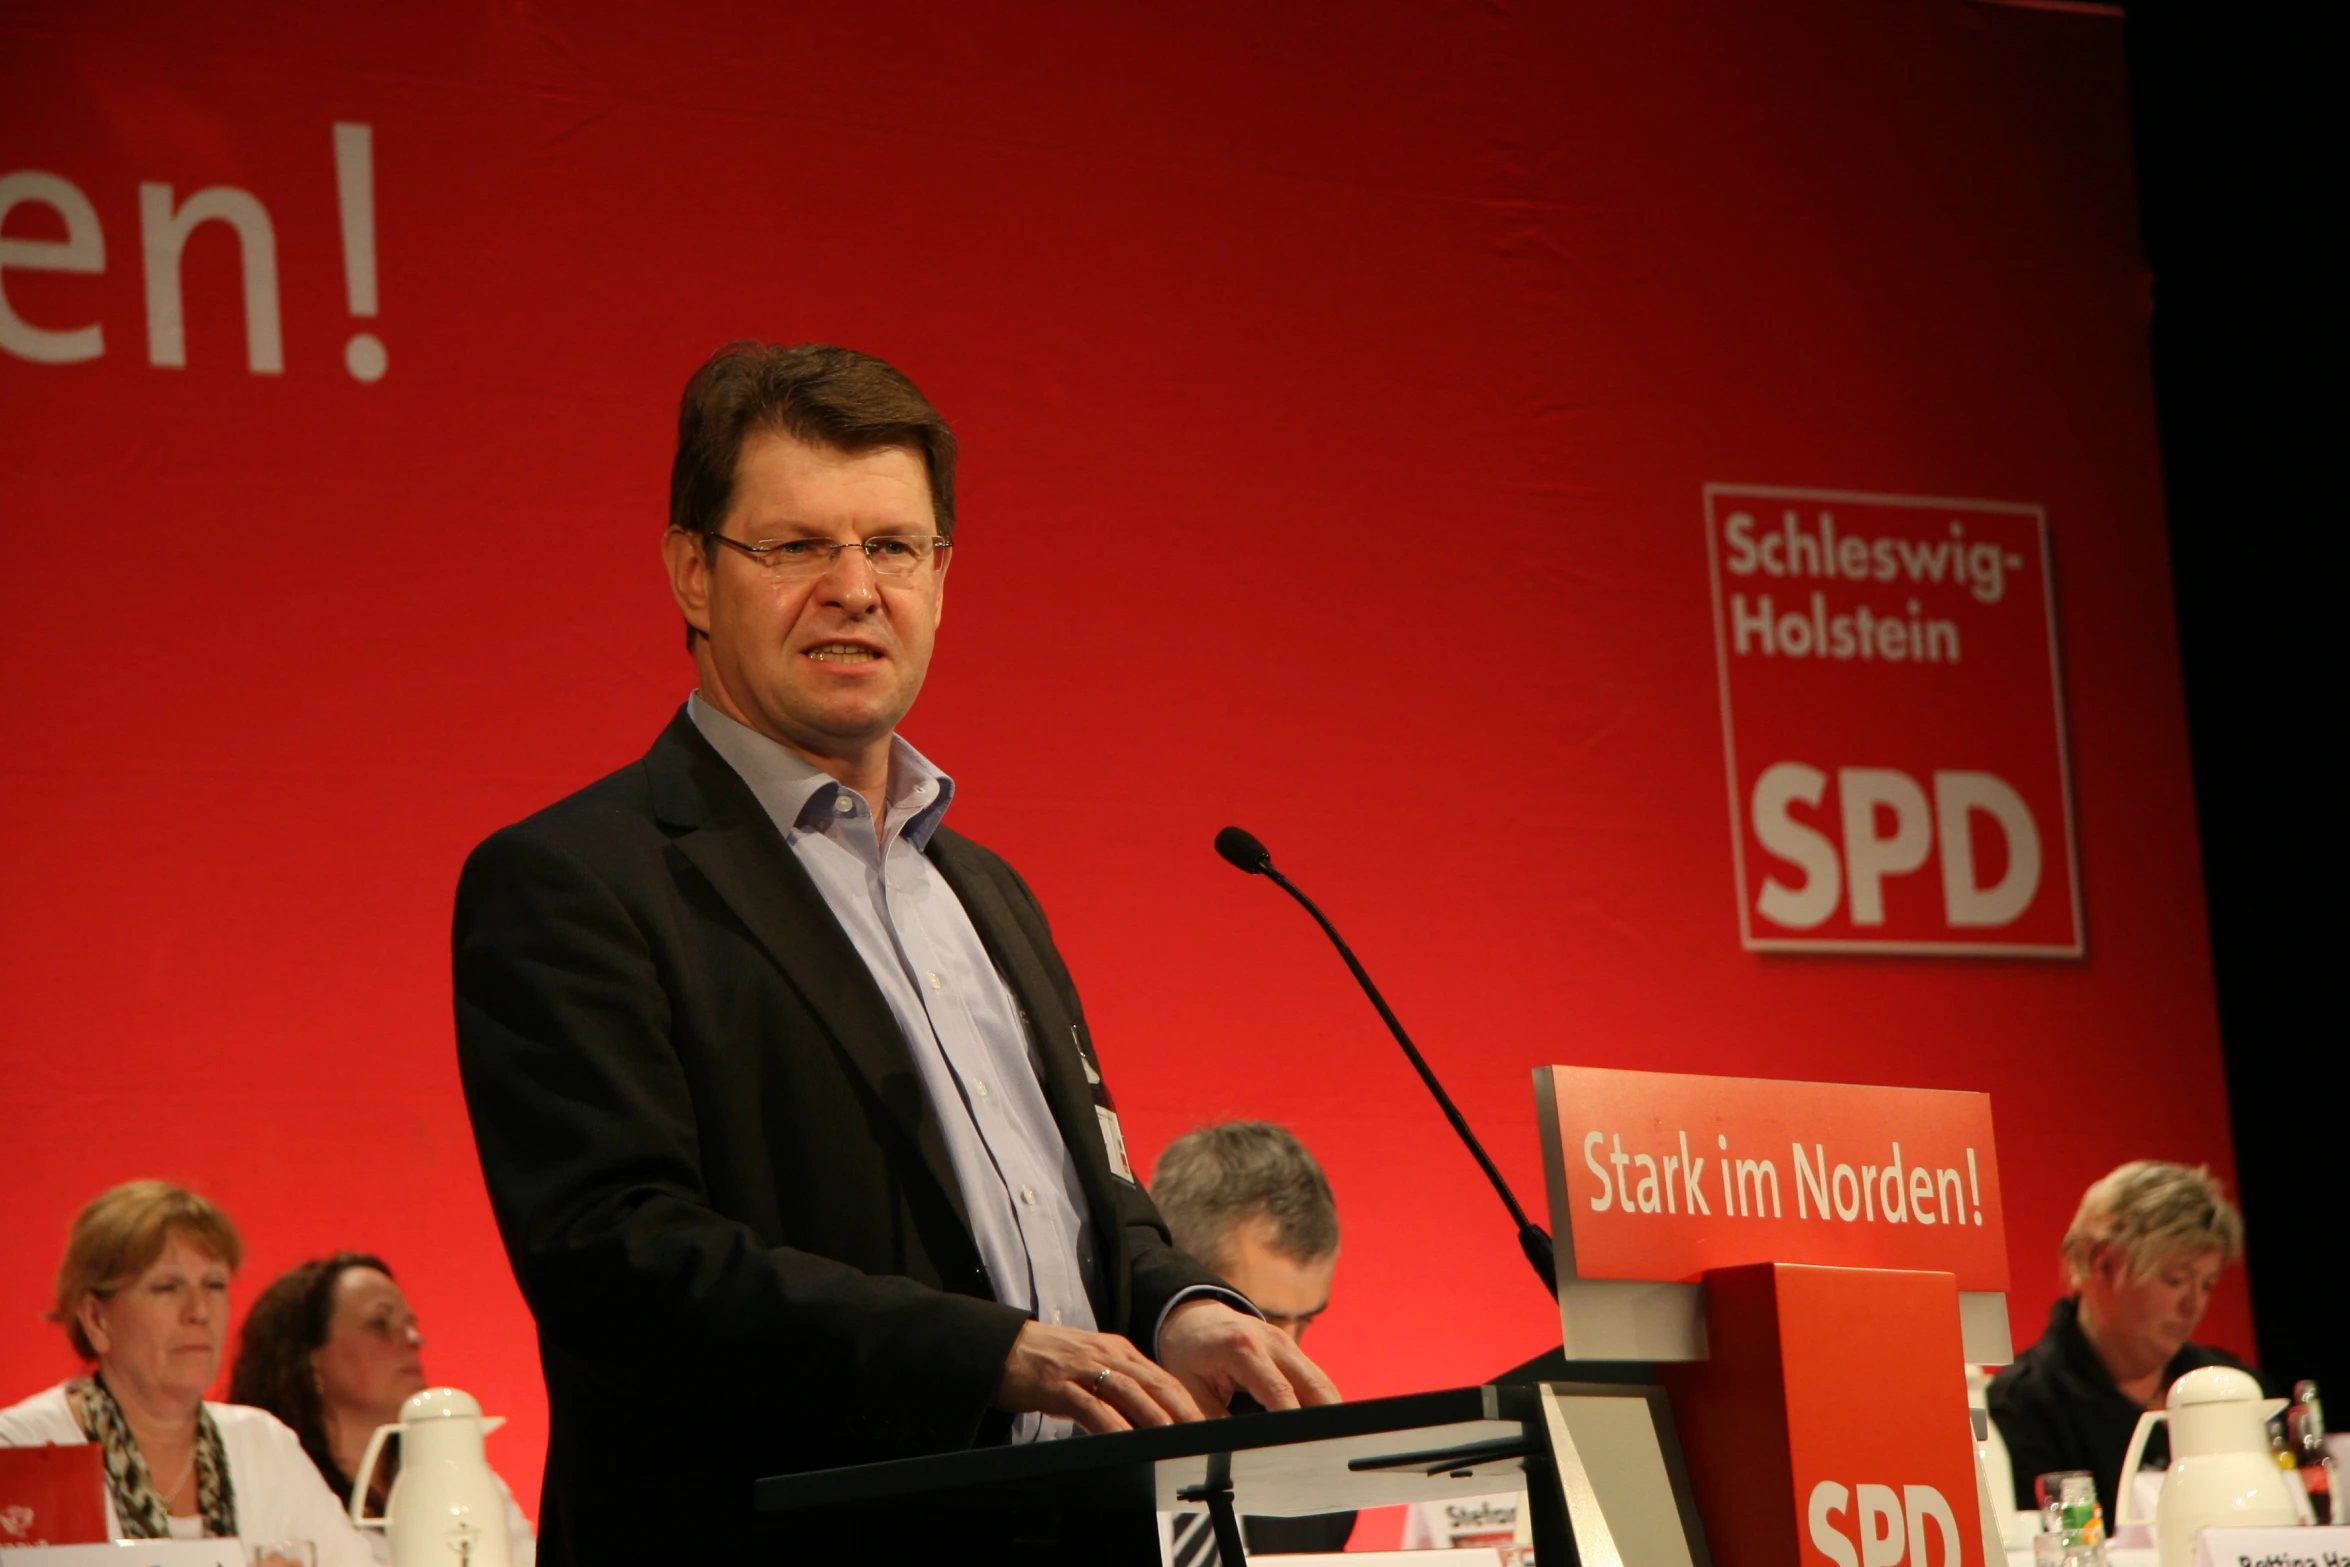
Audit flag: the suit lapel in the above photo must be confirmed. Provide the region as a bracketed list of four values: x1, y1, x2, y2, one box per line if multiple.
[646, 714, 977, 1243]
[925, 829, 1129, 1329]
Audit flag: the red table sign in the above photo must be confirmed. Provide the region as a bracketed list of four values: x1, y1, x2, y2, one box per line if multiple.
[0, 1443, 108, 1547]
[1545, 1065, 2009, 1291]
[1706, 484, 2083, 956]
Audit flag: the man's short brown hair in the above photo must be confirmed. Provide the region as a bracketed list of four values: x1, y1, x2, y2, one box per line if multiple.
[50, 1180, 245, 1359]
[1150, 1121, 1339, 1272]
[669, 341, 959, 543]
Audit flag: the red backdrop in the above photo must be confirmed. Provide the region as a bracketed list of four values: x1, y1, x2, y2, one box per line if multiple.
[2, 0, 2236, 1535]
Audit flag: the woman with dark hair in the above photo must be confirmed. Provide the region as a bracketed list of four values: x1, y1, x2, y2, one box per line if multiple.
[231, 1253, 534, 1566]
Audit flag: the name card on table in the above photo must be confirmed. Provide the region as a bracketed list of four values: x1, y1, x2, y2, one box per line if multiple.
[1, 1544, 243, 1566]
[2193, 1526, 2350, 1567]
[1534, 1065, 2013, 1361]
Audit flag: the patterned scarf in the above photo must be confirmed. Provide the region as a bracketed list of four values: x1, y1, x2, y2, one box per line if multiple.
[65, 1375, 237, 1539]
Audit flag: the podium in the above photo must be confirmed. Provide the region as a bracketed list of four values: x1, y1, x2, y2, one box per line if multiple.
[756, 1379, 1712, 1564]
[1533, 1066, 2013, 1567]
[759, 1062, 2012, 1565]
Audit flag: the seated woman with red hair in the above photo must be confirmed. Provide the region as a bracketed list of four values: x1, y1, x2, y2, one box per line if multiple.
[0, 1181, 369, 1565]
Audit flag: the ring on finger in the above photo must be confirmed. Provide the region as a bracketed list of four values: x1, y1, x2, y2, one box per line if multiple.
[1092, 1367, 1111, 1394]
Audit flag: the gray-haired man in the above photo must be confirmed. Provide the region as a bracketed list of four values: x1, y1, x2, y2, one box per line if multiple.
[1153, 1121, 1340, 1343]
[1151, 1122, 1352, 1562]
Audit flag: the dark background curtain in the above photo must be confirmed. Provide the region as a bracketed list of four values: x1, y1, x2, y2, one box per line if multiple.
[2131, 3, 2336, 1398]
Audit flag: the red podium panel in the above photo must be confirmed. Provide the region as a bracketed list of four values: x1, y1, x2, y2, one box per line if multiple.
[1548, 1065, 2007, 1289]
[1660, 1264, 1982, 1567]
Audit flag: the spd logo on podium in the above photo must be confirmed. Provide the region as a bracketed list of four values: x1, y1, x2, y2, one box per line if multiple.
[1705, 484, 2083, 957]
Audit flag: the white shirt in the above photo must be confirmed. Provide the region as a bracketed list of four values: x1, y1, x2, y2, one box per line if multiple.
[689, 697, 1108, 1441]
[687, 701, 1255, 1402]
[0, 1384, 372, 1567]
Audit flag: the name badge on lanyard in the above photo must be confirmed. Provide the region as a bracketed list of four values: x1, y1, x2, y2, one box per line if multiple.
[1096, 1105, 1136, 1183]
[1065, 1020, 1134, 1183]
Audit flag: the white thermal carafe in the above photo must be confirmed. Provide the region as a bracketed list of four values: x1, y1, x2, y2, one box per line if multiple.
[2118, 1365, 2301, 1567]
[349, 1386, 512, 1567]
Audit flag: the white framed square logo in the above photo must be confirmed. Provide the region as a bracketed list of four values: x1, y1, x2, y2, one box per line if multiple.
[1705, 484, 2083, 956]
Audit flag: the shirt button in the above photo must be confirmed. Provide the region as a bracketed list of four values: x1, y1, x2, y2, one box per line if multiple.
[1021, 1187, 1036, 1206]
[1051, 1307, 1063, 1325]
[973, 1080, 989, 1098]
[927, 972, 942, 991]
[834, 794, 855, 815]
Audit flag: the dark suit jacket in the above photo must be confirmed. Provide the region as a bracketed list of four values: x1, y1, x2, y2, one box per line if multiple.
[453, 710, 1223, 1563]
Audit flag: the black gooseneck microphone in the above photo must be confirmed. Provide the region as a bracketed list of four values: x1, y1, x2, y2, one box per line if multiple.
[1214, 825, 1559, 1297]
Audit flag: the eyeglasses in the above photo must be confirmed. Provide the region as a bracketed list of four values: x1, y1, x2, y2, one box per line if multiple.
[706, 532, 951, 578]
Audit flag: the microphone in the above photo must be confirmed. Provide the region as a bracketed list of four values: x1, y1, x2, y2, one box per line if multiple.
[1214, 825, 1559, 1297]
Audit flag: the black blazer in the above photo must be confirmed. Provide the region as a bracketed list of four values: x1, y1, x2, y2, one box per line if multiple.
[453, 710, 1221, 1563]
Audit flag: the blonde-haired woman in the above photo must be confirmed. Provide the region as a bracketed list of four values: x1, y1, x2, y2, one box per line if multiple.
[1987, 1160, 2259, 1524]
[0, 1181, 369, 1565]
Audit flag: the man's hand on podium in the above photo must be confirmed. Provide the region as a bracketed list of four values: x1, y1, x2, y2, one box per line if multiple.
[1157, 1297, 1341, 1421]
[992, 1302, 1340, 1434]
[995, 1320, 1207, 1433]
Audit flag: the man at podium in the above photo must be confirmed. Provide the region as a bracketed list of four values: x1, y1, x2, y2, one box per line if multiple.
[453, 342, 1336, 1564]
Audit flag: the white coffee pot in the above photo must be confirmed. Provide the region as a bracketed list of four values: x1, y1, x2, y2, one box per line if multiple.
[2118, 1365, 2298, 1567]
[351, 1386, 512, 1567]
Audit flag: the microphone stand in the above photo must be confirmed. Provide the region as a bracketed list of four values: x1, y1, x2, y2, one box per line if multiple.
[1216, 827, 1558, 1297]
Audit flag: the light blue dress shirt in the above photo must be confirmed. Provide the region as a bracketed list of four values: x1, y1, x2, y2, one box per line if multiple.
[689, 695, 1105, 1440]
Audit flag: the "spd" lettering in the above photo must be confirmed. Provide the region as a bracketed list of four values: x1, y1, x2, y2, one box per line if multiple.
[1806, 1481, 1963, 1567]
[1751, 765, 2040, 931]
